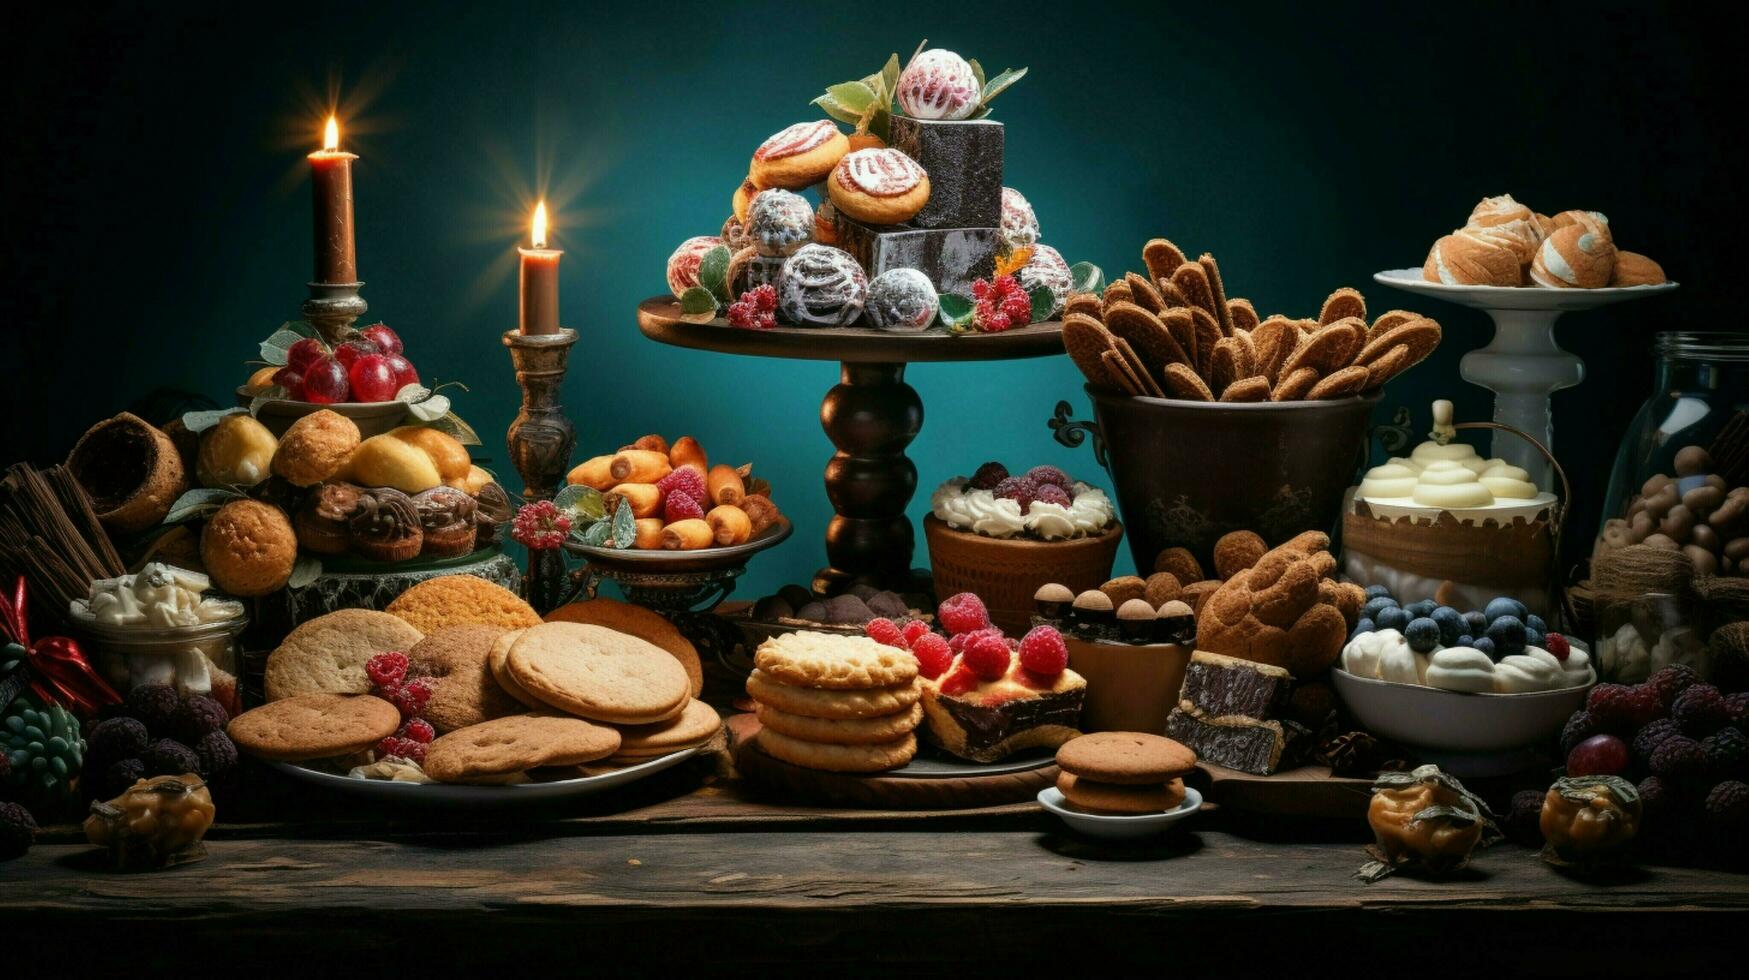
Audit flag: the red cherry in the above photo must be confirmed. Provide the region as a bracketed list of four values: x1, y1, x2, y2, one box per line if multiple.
[384, 353, 419, 390]
[303, 356, 351, 404]
[286, 337, 328, 372]
[1566, 734, 1629, 777]
[348, 354, 399, 402]
[360, 324, 403, 355]
[271, 366, 306, 400]
[334, 338, 380, 370]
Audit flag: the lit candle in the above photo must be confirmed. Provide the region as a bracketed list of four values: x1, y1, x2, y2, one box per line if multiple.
[308, 115, 358, 284]
[519, 201, 562, 335]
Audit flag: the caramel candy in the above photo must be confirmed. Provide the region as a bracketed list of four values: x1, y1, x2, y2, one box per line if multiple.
[1539, 775, 1640, 868]
[84, 774, 216, 871]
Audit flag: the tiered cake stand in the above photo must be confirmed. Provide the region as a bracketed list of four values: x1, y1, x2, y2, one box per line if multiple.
[1374, 269, 1678, 489]
[638, 296, 1064, 595]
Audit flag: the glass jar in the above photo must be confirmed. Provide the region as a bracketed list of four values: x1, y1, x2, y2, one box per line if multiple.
[1593, 591, 1703, 684]
[1595, 332, 1749, 577]
[69, 614, 248, 717]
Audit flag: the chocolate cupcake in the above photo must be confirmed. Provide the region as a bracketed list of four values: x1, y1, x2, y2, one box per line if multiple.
[413, 486, 478, 559]
[295, 482, 363, 556]
[1155, 599, 1196, 646]
[348, 487, 423, 562]
[1116, 599, 1158, 644]
[472, 481, 514, 546]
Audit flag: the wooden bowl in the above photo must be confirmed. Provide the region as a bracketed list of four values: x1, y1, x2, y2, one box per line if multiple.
[236, 387, 411, 438]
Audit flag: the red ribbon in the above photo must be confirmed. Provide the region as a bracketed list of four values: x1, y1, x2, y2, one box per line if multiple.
[1, 575, 122, 718]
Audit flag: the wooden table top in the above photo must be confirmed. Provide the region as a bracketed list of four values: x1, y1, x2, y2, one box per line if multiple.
[6, 750, 1745, 972]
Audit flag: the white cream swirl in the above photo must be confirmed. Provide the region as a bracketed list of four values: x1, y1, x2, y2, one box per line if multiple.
[932, 477, 1113, 540]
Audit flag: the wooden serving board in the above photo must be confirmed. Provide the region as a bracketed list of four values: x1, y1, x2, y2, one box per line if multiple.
[729, 713, 1058, 809]
[1198, 762, 1374, 821]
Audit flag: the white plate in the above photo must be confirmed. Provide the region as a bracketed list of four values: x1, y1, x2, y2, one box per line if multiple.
[1374, 268, 1677, 312]
[1036, 785, 1202, 840]
[269, 745, 701, 806]
[1356, 491, 1558, 525]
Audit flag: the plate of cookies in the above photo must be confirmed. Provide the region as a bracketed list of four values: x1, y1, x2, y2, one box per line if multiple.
[1035, 732, 1204, 839]
[228, 583, 723, 805]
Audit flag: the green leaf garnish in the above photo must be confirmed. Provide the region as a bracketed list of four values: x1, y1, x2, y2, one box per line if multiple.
[577, 520, 613, 548]
[880, 53, 900, 103]
[968, 57, 987, 93]
[425, 411, 482, 446]
[554, 484, 607, 523]
[1028, 285, 1056, 324]
[1069, 261, 1106, 297]
[680, 286, 719, 321]
[811, 93, 865, 127]
[698, 245, 733, 305]
[180, 407, 246, 434]
[258, 324, 314, 366]
[287, 554, 323, 589]
[980, 66, 1028, 106]
[610, 501, 637, 549]
[248, 386, 290, 416]
[937, 293, 977, 332]
[826, 81, 877, 115]
[162, 488, 244, 525]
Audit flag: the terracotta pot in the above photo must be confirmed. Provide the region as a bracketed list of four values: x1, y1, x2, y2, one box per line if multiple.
[1073, 388, 1380, 575]
[923, 515, 1122, 634]
[1065, 636, 1192, 735]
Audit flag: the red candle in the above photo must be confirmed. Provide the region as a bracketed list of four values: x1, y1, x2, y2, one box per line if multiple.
[519, 201, 562, 335]
[308, 115, 358, 284]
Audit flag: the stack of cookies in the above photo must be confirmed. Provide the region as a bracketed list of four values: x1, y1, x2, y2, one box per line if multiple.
[746, 631, 924, 773]
[1053, 731, 1198, 815]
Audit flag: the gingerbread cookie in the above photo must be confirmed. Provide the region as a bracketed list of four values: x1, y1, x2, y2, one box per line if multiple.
[749, 120, 850, 190]
[264, 608, 425, 701]
[385, 574, 543, 634]
[826, 148, 930, 225]
[424, 713, 622, 784]
[1058, 772, 1187, 814]
[744, 670, 922, 719]
[756, 728, 917, 773]
[228, 693, 402, 762]
[1055, 731, 1197, 785]
[506, 622, 691, 724]
[752, 630, 920, 690]
[407, 625, 521, 733]
[544, 598, 705, 697]
[754, 701, 923, 746]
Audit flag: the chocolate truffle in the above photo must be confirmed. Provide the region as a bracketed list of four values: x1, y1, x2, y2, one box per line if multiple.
[1116, 599, 1158, 644]
[1101, 575, 1148, 607]
[1071, 589, 1116, 637]
[1034, 582, 1074, 622]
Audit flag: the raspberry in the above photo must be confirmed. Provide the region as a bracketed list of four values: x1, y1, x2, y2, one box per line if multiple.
[949, 626, 1003, 653]
[1034, 483, 1071, 507]
[1018, 625, 1068, 677]
[962, 631, 1012, 681]
[1703, 726, 1749, 780]
[1542, 632, 1571, 662]
[1650, 735, 1708, 784]
[366, 652, 410, 689]
[1673, 683, 1729, 737]
[864, 617, 906, 648]
[511, 500, 571, 550]
[1632, 717, 1683, 768]
[399, 718, 436, 744]
[992, 476, 1038, 510]
[1559, 710, 1598, 756]
[726, 285, 777, 330]
[663, 491, 704, 524]
[1588, 683, 1662, 733]
[970, 274, 1031, 332]
[656, 466, 708, 505]
[1646, 663, 1700, 710]
[910, 633, 953, 679]
[1706, 780, 1749, 837]
[87, 716, 150, 765]
[900, 619, 934, 647]
[750, 284, 777, 312]
[968, 461, 1009, 490]
[936, 592, 991, 636]
[938, 661, 978, 697]
[381, 679, 433, 720]
[375, 736, 427, 764]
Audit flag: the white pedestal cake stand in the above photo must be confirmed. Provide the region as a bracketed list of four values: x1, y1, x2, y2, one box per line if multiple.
[1373, 269, 1678, 489]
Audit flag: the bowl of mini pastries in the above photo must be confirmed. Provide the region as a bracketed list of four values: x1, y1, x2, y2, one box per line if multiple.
[1333, 591, 1594, 758]
[1031, 578, 1196, 735]
[1036, 732, 1202, 840]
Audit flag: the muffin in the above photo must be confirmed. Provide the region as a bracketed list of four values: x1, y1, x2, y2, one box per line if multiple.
[473, 481, 513, 545]
[295, 482, 363, 556]
[348, 486, 423, 562]
[272, 409, 361, 487]
[412, 486, 479, 559]
[64, 412, 189, 533]
[200, 499, 298, 597]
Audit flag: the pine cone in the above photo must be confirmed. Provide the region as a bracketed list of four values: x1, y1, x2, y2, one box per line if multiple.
[2, 696, 86, 798]
[1317, 730, 1383, 777]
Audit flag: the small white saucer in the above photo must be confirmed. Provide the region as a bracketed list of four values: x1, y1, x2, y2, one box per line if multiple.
[1036, 785, 1202, 840]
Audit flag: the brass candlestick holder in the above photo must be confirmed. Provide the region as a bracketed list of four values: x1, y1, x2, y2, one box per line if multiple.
[302, 280, 368, 346]
[503, 327, 580, 612]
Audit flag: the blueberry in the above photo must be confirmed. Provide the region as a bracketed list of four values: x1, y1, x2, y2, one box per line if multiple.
[1484, 597, 1527, 623]
[1472, 636, 1497, 659]
[1525, 614, 1548, 635]
[1455, 635, 1474, 648]
[1486, 615, 1527, 658]
[1526, 630, 1545, 650]
[1405, 617, 1442, 654]
[1349, 617, 1376, 642]
[1362, 596, 1399, 621]
[1376, 605, 1412, 632]
[1364, 584, 1394, 600]
[1406, 599, 1437, 619]
[1430, 607, 1466, 646]
[1463, 610, 1488, 637]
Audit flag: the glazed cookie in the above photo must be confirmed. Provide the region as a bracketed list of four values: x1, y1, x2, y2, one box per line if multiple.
[506, 622, 691, 724]
[896, 49, 979, 121]
[826, 148, 931, 225]
[407, 625, 521, 733]
[755, 701, 923, 746]
[423, 713, 622, 784]
[1016, 244, 1072, 319]
[1058, 772, 1187, 814]
[386, 574, 543, 634]
[752, 630, 920, 690]
[999, 187, 1040, 251]
[864, 268, 940, 331]
[777, 244, 868, 327]
[746, 189, 815, 256]
[228, 693, 402, 762]
[271, 409, 360, 487]
[756, 727, 917, 773]
[612, 699, 723, 758]
[749, 120, 850, 190]
[200, 498, 298, 598]
[487, 628, 545, 710]
[744, 670, 922, 719]
[1056, 731, 1197, 785]
[264, 608, 426, 700]
[543, 597, 705, 697]
[666, 235, 725, 299]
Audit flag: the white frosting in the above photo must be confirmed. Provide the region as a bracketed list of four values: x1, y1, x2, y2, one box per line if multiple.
[837, 149, 924, 196]
[1494, 651, 1563, 693]
[755, 120, 837, 160]
[1425, 647, 1497, 693]
[1342, 629, 1426, 685]
[931, 477, 1112, 541]
[1534, 235, 1577, 287]
[1344, 628, 1589, 693]
[72, 563, 242, 628]
[1359, 439, 1542, 511]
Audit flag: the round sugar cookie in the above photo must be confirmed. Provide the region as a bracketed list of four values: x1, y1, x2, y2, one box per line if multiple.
[424, 713, 622, 784]
[506, 622, 691, 724]
[751, 630, 919, 690]
[385, 574, 543, 635]
[228, 693, 401, 763]
[1057, 772, 1187, 814]
[544, 598, 704, 696]
[487, 628, 545, 710]
[754, 701, 922, 746]
[755, 727, 917, 773]
[264, 608, 425, 701]
[744, 670, 922, 719]
[612, 699, 723, 758]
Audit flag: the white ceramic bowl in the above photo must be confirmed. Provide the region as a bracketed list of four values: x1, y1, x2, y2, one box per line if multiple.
[1332, 668, 1592, 755]
[1036, 784, 1202, 840]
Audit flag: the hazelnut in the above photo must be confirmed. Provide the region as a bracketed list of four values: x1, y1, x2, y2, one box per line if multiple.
[1660, 504, 1696, 543]
[1641, 473, 1673, 497]
[1213, 530, 1268, 580]
[1683, 485, 1725, 516]
[1643, 533, 1680, 550]
[1100, 575, 1148, 606]
[1674, 445, 1712, 477]
[1692, 523, 1720, 552]
[1685, 545, 1720, 576]
[1726, 537, 1749, 562]
[1153, 546, 1205, 585]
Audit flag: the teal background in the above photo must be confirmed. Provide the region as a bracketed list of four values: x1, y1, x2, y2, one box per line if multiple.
[4, 1, 1743, 598]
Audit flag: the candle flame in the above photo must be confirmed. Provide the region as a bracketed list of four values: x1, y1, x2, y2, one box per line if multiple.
[323, 115, 339, 152]
[532, 201, 549, 249]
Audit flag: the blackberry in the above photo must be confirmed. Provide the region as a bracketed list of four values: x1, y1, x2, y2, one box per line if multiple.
[1646, 663, 1700, 711]
[1705, 781, 1749, 861]
[1637, 775, 1670, 827]
[103, 757, 146, 797]
[1633, 718, 1683, 769]
[140, 738, 201, 778]
[173, 695, 230, 744]
[1589, 683, 1663, 733]
[1702, 727, 1749, 781]
[125, 683, 181, 734]
[1727, 691, 1749, 727]
[1560, 711, 1599, 756]
[1504, 789, 1546, 846]
[194, 731, 238, 781]
[967, 461, 1008, 491]
[1650, 736, 1709, 785]
[86, 716, 150, 765]
[1673, 683, 1730, 737]
[0, 801, 36, 860]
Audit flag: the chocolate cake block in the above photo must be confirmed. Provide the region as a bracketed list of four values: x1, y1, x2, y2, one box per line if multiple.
[887, 117, 1004, 229]
[833, 218, 999, 297]
[1166, 708, 1287, 775]
[1178, 651, 1291, 719]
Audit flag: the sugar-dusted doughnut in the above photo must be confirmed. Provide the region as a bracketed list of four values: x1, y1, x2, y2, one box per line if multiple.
[666, 235, 723, 298]
[747, 189, 815, 256]
[749, 120, 849, 190]
[1423, 232, 1520, 286]
[1530, 213, 1615, 289]
[777, 244, 868, 327]
[865, 268, 940, 332]
[896, 49, 980, 121]
[1016, 243, 1072, 319]
[1000, 187, 1039, 251]
[826, 148, 931, 225]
